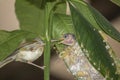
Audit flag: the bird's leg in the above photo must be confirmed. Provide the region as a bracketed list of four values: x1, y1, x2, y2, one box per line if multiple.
[27, 61, 45, 69]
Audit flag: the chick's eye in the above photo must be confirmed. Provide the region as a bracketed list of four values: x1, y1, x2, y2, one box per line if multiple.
[64, 34, 68, 38]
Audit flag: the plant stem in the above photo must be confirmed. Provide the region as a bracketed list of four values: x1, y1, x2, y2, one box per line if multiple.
[44, 3, 53, 80]
[44, 41, 50, 80]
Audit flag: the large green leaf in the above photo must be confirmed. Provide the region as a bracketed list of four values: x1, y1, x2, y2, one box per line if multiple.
[52, 13, 74, 39]
[26, 0, 56, 9]
[0, 30, 37, 61]
[15, 0, 66, 39]
[52, 13, 75, 52]
[111, 0, 120, 7]
[70, 0, 120, 42]
[0, 31, 11, 44]
[54, 1, 66, 14]
[69, 2, 119, 80]
[15, 0, 45, 38]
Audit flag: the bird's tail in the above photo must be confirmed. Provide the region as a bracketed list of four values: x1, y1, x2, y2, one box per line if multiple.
[0, 55, 16, 68]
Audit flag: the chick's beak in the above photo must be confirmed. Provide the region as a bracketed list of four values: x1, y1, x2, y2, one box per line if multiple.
[51, 38, 65, 43]
[58, 38, 65, 44]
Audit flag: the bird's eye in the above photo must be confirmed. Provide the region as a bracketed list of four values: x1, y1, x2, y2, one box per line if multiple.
[64, 34, 68, 38]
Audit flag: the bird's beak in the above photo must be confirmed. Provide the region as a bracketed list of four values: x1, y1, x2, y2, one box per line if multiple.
[51, 38, 64, 42]
[58, 38, 65, 44]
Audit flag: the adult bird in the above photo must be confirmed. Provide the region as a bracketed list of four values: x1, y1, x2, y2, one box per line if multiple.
[0, 38, 45, 69]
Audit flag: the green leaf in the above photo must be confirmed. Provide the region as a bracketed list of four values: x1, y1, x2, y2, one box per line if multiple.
[0, 30, 11, 44]
[54, 1, 66, 14]
[15, 0, 63, 39]
[15, 0, 45, 38]
[26, 0, 56, 9]
[52, 13, 74, 52]
[111, 0, 120, 7]
[52, 13, 74, 39]
[0, 30, 37, 61]
[107, 44, 120, 75]
[69, 2, 119, 79]
[70, 0, 120, 42]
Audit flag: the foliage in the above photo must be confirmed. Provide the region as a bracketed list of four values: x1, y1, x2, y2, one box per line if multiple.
[0, 0, 120, 80]
[0, 30, 37, 61]
[111, 0, 120, 7]
[69, 2, 118, 79]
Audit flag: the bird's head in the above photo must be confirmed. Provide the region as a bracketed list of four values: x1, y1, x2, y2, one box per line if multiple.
[60, 33, 76, 46]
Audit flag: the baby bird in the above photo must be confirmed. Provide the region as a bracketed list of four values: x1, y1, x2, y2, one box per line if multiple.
[59, 33, 104, 80]
[0, 39, 44, 69]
